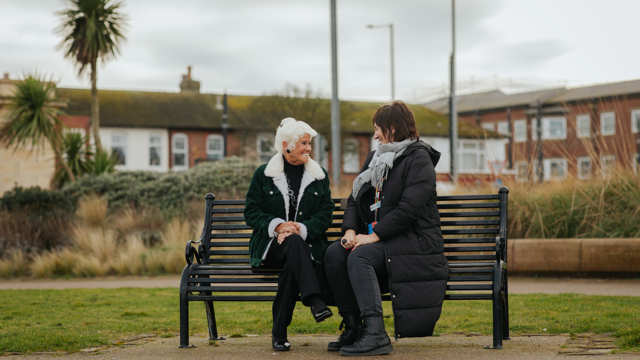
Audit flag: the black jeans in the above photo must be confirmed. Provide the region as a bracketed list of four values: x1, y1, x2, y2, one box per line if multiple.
[324, 241, 388, 318]
[262, 234, 324, 341]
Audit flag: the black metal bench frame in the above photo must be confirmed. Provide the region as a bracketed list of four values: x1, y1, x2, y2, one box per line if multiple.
[179, 188, 510, 349]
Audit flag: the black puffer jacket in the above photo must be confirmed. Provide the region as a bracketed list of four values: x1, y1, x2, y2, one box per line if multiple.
[343, 140, 448, 338]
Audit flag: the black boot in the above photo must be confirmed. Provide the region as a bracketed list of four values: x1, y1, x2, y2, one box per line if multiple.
[327, 313, 361, 352]
[309, 295, 333, 323]
[340, 316, 392, 356]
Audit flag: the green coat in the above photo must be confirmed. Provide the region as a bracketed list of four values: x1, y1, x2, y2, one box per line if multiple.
[244, 154, 334, 268]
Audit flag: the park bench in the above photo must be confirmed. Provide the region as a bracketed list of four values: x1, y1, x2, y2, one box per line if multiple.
[179, 187, 510, 349]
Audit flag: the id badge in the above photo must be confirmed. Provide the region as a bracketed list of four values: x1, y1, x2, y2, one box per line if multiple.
[369, 201, 381, 212]
[367, 221, 377, 234]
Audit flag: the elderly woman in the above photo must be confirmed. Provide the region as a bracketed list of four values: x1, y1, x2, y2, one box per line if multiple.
[245, 117, 334, 351]
[324, 101, 448, 356]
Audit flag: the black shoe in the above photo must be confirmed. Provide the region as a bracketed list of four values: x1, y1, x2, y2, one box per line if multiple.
[328, 313, 361, 352]
[340, 316, 392, 356]
[272, 339, 291, 352]
[312, 306, 333, 323]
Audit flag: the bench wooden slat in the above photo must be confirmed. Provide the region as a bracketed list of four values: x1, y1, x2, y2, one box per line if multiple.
[448, 268, 492, 274]
[444, 246, 496, 252]
[446, 255, 496, 261]
[447, 284, 493, 290]
[437, 203, 500, 209]
[208, 241, 249, 247]
[437, 194, 500, 201]
[188, 278, 278, 284]
[444, 237, 497, 244]
[447, 275, 493, 281]
[440, 220, 500, 226]
[210, 250, 249, 256]
[439, 211, 500, 218]
[211, 233, 251, 239]
[447, 262, 494, 268]
[442, 228, 498, 235]
[445, 294, 493, 300]
[188, 286, 277, 292]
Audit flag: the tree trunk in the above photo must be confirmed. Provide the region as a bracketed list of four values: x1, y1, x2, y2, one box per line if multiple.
[90, 59, 103, 152]
[54, 146, 76, 183]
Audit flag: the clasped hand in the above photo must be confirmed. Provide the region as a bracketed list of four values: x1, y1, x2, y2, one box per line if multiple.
[340, 229, 380, 250]
[275, 221, 301, 244]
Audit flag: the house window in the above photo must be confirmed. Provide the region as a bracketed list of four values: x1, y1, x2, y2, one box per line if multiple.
[515, 161, 528, 182]
[343, 138, 360, 174]
[458, 140, 486, 173]
[631, 109, 640, 134]
[481, 122, 495, 132]
[531, 119, 539, 140]
[577, 157, 591, 180]
[576, 114, 590, 138]
[256, 133, 275, 163]
[513, 120, 526, 142]
[543, 158, 567, 181]
[314, 134, 329, 170]
[600, 155, 616, 177]
[111, 133, 127, 166]
[542, 117, 566, 140]
[206, 134, 224, 161]
[172, 133, 188, 171]
[600, 112, 615, 136]
[497, 121, 510, 136]
[149, 134, 162, 166]
[633, 153, 639, 174]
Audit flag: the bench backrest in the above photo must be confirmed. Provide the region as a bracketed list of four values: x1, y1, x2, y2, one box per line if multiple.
[192, 188, 509, 301]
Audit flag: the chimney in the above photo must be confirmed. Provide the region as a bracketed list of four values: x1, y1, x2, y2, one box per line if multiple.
[180, 65, 200, 94]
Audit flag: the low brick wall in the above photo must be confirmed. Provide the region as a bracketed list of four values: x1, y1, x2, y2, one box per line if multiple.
[508, 238, 640, 273]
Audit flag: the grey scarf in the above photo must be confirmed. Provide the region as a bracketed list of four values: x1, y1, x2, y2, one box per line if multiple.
[351, 139, 415, 199]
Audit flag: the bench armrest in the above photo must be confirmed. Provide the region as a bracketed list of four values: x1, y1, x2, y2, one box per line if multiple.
[185, 240, 202, 266]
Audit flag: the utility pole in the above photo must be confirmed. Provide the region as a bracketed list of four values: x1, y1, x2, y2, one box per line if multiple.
[449, 0, 458, 184]
[330, 0, 341, 184]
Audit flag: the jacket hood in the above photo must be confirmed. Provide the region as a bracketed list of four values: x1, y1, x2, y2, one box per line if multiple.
[404, 139, 441, 167]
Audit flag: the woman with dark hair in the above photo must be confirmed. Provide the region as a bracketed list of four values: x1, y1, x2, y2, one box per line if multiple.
[324, 101, 448, 356]
[245, 117, 334, 352]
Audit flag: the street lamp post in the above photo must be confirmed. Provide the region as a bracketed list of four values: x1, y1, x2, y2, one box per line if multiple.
[366, 23, 395, 101]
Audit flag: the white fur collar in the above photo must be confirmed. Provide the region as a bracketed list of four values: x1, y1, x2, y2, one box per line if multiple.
[264, 153, 325, 180]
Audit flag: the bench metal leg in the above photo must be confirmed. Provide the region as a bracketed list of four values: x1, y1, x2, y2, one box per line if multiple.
[490, 264, 504, 349]
[503, 268, 510, 340]
[179, 267, 192, 348]
[205, 300, 225, 341]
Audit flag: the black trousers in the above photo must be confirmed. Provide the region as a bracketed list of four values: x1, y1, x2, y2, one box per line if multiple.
[324, 241, 388, 318]
[262, 234, 324, 341]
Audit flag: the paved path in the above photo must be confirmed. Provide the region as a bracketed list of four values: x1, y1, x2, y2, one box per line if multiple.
[6, 334, 638, 359]
[1, 275, 640, 296]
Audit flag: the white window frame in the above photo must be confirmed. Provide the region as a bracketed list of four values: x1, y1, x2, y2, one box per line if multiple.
[631, 109, 640, 134]
[576, 114, 590, 138]
[600, 155, 616, 177]
[342, 137, 360, 174]
[481, 122, 495, 132]
[111, 133, 128, 166]
[600, 112, 615, 136]
[513, 120, 526, 142]
[206, 134, 224, 161]
[543, 158, 568, 181]
[457, 140, 486, 173]
[256, 133, 275, 163]
[172, 133, 188, 171]
[577, 156, 591, 180]
[149, 134, 162, 167]
[515, 161, 529, 182]
[542, 116, 566, 140]
[497, 121, 510, 136]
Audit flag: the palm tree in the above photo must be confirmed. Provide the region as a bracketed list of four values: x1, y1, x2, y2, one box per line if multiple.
[57, 0, 127, 152]
[0, 75, 75, 183]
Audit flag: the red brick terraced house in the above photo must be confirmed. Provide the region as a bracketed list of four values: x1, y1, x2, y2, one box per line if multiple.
[425, 79, 640, 182]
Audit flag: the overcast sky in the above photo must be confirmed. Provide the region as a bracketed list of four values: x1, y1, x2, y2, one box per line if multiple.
[2, 0, 640, 102]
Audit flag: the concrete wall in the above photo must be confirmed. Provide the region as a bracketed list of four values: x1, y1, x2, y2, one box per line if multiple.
[508, 238, 640, 273]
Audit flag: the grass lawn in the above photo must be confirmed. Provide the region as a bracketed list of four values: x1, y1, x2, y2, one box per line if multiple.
[0, 288, 638, 354]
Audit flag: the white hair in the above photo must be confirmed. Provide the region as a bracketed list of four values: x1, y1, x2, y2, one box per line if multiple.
[274, 117, 317, 153]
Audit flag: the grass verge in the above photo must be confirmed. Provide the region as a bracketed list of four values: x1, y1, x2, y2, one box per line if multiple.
[0, 289, 638, 354]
